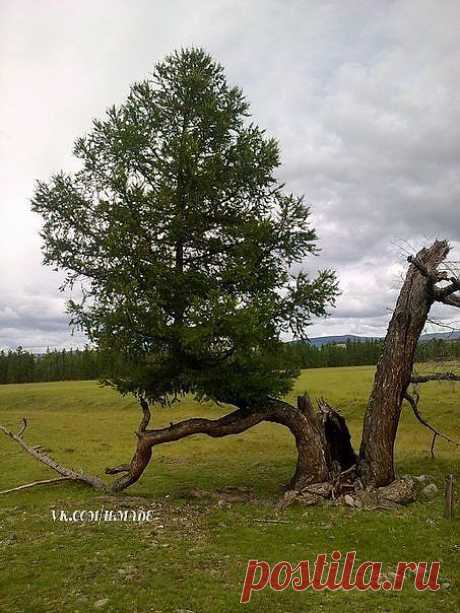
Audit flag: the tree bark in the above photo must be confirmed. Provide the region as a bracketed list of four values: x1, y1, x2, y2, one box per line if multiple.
[107, 395, 356, 493]
[359, 240, 450, 486]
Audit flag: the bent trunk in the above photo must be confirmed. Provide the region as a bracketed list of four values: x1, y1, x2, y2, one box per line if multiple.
[359, 240, 450, 486]
[108, 395, 355, 493]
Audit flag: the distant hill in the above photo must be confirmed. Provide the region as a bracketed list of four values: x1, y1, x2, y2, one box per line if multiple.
[419, 331, 460, 342]
[307, 335, 378, 347]
[305, 331, 460, 347]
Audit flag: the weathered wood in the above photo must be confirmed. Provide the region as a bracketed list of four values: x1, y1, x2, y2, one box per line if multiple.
[411, 372, 460, 384]
[359, 240, 451, 486]
[318, 398, 356, 474]
[404, 391, 459, 458]
[0, 477, 72, 495]
[0, 422, 107, 492]
[444, 474, 454, 520]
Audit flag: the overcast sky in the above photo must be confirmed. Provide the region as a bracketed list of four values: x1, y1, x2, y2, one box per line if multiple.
[1, 0, 459, 350]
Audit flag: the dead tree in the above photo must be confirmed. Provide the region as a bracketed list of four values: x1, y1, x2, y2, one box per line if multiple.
[360, 240, 459, 486]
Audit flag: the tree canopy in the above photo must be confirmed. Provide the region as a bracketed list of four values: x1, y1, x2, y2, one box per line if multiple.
[32, 48, 337, 407]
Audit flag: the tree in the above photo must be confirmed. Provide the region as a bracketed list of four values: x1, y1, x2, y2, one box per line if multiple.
[18, 49, 458, 502]
[4, 245, 458, 500]
[359, 240, 460, 486]
[31, 48, 339, 492]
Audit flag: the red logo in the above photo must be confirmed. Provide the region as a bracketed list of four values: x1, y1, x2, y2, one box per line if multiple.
[240, 552, 441, 603]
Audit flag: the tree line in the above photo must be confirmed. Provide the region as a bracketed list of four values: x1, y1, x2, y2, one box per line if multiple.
[0, 338, 458, 385]
[286, 338, 460, 369]
[0, 347, 106, 384]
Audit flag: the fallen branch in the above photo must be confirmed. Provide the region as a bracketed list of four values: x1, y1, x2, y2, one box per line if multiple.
[253, 518, 291, 525]
[0, 477, 73, 495]
[0, 419, 108, 494]
[411, 372, 460, 384]
[404, 391, 460, 458]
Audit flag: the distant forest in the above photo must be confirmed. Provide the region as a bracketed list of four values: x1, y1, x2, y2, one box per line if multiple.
[288, 338, 460, 369]
[0, 339, 459, 385]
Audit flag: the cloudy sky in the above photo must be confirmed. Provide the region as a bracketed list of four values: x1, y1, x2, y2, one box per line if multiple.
[1, 0, 459, 350]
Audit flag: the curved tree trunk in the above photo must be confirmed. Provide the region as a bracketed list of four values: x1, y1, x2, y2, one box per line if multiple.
[359, 240, 450, 486]
[107, 395, 355, 493]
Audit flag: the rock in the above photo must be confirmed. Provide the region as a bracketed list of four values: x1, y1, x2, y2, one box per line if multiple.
[387, 571, 397, 581]
[353, 497, 363, 509]
[422, 483, 438, 499]
[440, 580, 450, 589]
[94, 598, 109, 608]
[414, 474, 431, 483]
[377, 478, 416, 505]
[298, 492, 322, 506]
[277, 490, 298, 509]
[300, 482, 333, 498]
[189, 488, 211, 499]
[353, 490, 379, 510]
[343, 494, 355, 507]
[278, 482, 335, 509]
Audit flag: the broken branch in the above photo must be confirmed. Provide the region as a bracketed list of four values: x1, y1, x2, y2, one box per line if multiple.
[0, 477, 73, 495]
[404, 391, 460, 458]
[0, 421, 108, 493]
[410, 372, 460, 384]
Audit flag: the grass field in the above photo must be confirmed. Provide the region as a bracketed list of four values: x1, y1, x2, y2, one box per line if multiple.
[1, 365, 459, 612]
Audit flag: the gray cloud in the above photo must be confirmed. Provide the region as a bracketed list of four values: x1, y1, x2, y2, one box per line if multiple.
[1, 0, 459, 349]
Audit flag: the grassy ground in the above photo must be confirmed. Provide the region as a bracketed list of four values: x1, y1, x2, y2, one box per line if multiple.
[0, 364, 459, 612]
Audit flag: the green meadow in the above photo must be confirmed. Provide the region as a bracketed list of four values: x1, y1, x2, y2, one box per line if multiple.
[0, 365, 459, 612]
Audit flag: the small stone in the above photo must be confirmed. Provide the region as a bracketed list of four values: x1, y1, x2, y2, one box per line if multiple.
[299, 492, 321, 506]
[278, 490, 298, 509]
[353, 497, 363, 509]
[300, 482, 332, 498]
[422, 483, 438, 499]
[343, 495, 355, 507]
[440, 581, 450, 590]
[189, 488, 211, 499]
[94, 598, 109, 608]
[414, 474, 430, 482]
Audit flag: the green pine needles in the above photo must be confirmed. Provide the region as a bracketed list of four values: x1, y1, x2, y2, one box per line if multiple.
[32, 48, 338, 407]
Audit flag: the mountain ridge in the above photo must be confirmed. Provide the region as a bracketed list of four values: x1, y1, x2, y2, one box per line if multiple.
[304, 331, 460, 347]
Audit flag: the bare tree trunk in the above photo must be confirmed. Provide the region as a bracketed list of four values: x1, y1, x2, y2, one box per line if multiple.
[359, 240, 450, 486]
